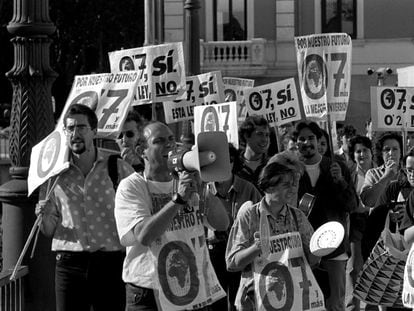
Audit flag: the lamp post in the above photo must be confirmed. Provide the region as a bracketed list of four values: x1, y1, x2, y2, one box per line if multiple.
[181, 0, 200, 145]
[1, 0, 57, 309]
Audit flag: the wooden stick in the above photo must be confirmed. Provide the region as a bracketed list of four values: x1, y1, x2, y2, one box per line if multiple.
[10, 215, 42, 280]
[10, 175, 59, 280]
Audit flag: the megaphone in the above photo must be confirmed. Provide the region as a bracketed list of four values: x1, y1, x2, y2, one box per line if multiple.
[168, 131, 232, 182]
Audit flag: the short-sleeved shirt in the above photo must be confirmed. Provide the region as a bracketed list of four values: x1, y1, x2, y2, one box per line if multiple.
[44, 149, 134, 252]
[225, 199, 316, 310]
[114, 173, 174, 288]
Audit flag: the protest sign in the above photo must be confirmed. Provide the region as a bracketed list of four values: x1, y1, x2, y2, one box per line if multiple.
[163, 71, 225, 124]
[371, 86, 414, 131]
[28, 129, 70, 196]
[222, 77, 254, 122]
[108, 42, 186, 104]
[295, 33, 352, 121]
[253, 231, 324, 311]
[243, 78, 302, 127]
[403, 244, 414, 308]
[151, 196, 225, 310]
[193, 101, 238, 148]
[57, 72, 139, 139]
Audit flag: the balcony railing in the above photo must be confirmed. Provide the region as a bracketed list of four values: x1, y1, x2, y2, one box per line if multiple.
[0, 267, 28, 311]
[200, 38, 267, 75]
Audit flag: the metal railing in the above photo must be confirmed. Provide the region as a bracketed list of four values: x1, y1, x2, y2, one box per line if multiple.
[0, 267, 28, 311]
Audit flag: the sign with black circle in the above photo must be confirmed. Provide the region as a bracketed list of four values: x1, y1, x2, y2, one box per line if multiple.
[157, 241, 199, 306]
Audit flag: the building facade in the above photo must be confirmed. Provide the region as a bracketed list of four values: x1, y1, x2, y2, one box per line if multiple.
[161, 0, 414, 133]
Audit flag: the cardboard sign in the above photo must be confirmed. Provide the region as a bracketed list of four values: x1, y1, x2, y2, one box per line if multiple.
[253, 231, 325, 311]
[371, 86, 414, 131]
[151, 197, 225, 310]
[57, 72, 139, 139]
[108, 42, 186, 104]
[28, 129, 70, 196]
[243, 78, 302, 127]
[295, 33, 352, 121]
[163, 71, 225, 124]
[223, 77, 255, 122]
[193, 101, 238, 148]
[403, 243, 414, 308]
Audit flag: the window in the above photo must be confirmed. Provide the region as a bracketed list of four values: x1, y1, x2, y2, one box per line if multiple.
[213, 0, 247, 41]
[322, 0, 356, 38]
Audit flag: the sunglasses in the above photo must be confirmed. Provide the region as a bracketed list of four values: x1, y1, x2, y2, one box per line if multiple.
[118, 131, 135, 139]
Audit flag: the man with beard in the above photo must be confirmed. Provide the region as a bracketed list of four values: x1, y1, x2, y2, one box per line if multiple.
[235, 115, 270, 193]
[35, 104, 135, 311]
[295, 121, 357, 311]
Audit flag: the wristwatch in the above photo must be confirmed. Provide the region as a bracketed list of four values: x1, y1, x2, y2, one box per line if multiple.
[172, 193, 187, 205]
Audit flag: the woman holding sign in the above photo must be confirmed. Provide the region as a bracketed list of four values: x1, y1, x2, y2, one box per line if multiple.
[225, 162, 322, 311]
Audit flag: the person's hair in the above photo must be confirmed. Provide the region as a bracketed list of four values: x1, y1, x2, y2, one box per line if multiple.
[281, 134, 296, 151]
[374, 132, 403, 166]
[338, 124, 357, 139]
[136, 120, 162, 150]
[403, 147, 414, 169]
[348, 135, 373, 162]
[293, 121, 323, 140]
[125, 109, 148, 134]
[239, 115, 269, 145]
[64, 104, 98, 130]
[268, 151, 305, 176]
[319, 129, 332, 158]
[258, 162, 295, 192]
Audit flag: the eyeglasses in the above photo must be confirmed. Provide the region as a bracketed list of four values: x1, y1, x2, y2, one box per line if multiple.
[64, 125, 91, 135]
[118, 131, 135, 139]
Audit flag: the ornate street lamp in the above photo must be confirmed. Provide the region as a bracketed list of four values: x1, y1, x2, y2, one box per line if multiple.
[1, 0, 57, 309]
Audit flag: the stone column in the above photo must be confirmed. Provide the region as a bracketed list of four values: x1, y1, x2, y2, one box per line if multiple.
[1, 0, 57, 309]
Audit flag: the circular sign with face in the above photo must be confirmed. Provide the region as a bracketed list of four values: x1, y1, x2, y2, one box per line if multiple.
[37, 131, 62, 178]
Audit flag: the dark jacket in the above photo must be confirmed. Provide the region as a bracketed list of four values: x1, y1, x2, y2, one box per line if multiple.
[298, 156, 358, 259]
[362, 180, 413, 260]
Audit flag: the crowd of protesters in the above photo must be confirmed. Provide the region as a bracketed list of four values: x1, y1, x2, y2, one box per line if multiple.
[35, 104, 414, 311]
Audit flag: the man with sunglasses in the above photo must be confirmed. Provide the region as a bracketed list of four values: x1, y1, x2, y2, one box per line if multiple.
[35, 104, 135, 311]
[117, 110, 146, 173]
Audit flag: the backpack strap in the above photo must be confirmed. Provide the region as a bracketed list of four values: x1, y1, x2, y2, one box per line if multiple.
[108, 154, 121, 191]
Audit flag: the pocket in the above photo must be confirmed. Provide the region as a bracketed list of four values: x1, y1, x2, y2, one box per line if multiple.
[126, 284, 148, 306]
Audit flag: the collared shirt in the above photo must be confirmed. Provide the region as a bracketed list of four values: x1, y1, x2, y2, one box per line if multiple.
[235, 152, 268, 193]
[207, 175, 261, 243]
[43, 149, 134, 252]
[226, 199, 316, 272]
[225, 199, 317, 311]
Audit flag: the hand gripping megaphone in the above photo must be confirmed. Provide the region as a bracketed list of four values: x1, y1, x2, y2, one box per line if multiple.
[168, 131, 232, 182]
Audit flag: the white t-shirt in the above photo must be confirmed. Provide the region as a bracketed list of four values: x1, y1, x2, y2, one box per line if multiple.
[304, 160, 321, 187]
[114, 172, 173, 288]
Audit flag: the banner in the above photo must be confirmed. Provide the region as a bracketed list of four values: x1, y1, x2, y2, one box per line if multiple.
[28, 129, 70, 196]
[295, 33, 352, 121]
[108, 42, 186, 104]
[253, 231, 325, 311]
[370, 86, 414, 131]
[243, 78, 302, 127]
[57, 72, 139, 139]
[193, 101, 238, 148]
[403, 243, 414, 308]
[151, 198, 225, 310]
[163, 71, 225, 124]
[223, 77, 255, 122]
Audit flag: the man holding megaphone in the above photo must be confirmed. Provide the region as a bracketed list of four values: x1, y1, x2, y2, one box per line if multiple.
[114, 121, 230, 311]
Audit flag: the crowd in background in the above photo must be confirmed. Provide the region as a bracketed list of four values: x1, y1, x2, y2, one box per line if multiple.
[35, 103, 414, 311]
